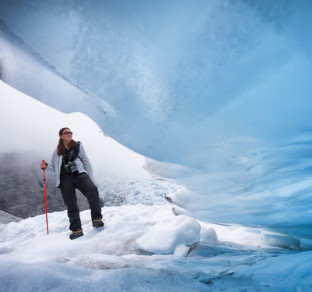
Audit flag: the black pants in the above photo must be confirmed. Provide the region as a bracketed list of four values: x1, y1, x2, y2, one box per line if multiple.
[60, 173, 102, 230]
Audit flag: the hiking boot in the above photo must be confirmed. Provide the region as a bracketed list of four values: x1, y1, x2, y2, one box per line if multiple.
[69, 229, 84, 240]
[92, 218, 104, 228]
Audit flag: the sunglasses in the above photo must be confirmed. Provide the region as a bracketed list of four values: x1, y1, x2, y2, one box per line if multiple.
[62, 131, 73, 135]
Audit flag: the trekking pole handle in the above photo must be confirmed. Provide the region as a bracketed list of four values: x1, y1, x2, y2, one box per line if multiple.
[41, 160, 48, 170]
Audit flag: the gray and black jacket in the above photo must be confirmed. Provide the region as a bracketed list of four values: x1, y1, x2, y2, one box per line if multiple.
[46, 142, 95, 187]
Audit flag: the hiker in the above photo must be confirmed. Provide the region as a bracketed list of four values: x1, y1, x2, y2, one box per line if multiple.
[40, 127, 103, 240]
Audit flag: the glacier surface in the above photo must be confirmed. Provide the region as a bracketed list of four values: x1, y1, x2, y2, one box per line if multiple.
[1, 205, 312, 291]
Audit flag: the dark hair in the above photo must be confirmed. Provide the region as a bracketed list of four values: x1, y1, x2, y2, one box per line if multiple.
[57, 127, 77, 156]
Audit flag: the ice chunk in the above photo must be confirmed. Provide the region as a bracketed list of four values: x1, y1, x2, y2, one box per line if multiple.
[136, 215, 201, 254]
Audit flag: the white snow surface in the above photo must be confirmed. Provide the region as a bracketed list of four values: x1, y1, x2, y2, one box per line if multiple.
[1, 205, 312, 291]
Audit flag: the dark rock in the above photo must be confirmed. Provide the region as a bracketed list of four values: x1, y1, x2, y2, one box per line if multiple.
[0, 152, 90, 219]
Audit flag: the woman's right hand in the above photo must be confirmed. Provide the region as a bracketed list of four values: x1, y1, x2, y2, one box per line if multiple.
[41, 161, 48, 169]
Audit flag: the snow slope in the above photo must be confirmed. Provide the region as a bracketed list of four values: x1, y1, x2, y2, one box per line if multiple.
[0, 80, 150, 180]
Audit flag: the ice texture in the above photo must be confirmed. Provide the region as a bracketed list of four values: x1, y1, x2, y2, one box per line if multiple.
[1, 1, 311, 164]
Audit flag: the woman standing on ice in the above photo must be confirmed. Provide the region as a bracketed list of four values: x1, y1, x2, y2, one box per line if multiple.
[40, 127, 103, 240]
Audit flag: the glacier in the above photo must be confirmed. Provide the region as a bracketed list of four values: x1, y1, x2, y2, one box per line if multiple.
[1, 0, 312, 242]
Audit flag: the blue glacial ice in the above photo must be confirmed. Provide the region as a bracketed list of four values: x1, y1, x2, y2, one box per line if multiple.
[0, 0, 312, 239]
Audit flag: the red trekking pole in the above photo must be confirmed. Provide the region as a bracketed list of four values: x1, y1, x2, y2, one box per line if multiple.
[41, 160, 49, 235]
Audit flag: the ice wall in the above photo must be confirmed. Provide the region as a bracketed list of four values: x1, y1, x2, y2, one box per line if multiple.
[0, 0, 311, 166]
